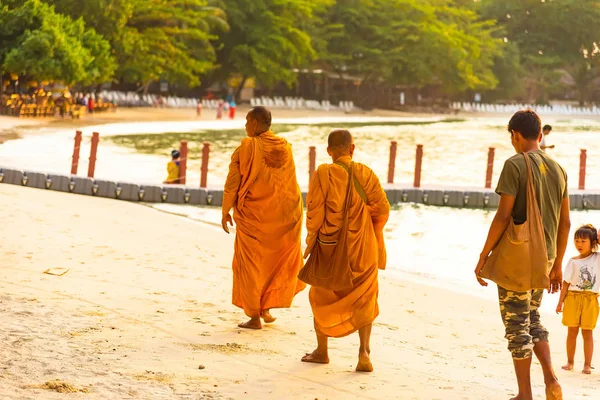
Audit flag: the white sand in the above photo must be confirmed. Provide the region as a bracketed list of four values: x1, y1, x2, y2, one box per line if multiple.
[1, 184, 599, 399]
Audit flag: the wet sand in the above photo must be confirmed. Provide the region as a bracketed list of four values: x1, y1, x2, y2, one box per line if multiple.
[1, 184, 598, 399]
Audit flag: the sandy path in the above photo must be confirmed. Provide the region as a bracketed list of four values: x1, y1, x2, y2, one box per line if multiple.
[1, 184, 598, 399]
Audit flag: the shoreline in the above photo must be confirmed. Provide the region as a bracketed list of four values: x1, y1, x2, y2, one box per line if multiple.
[0, 106, 446, 139]
[1, 184, 598, 399]
[5, 105, 600, 141]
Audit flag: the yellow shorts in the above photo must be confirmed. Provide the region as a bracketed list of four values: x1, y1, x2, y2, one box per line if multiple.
[562, 291, 599, 330]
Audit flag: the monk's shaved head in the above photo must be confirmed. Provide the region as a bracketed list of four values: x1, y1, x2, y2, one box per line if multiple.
[328, 130, 353, 149]
[247, 106, 272, 129]
[327, 129, 355, 160]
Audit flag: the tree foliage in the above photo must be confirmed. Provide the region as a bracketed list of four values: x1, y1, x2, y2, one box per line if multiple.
[215, 0, 320, 92]
[0, 0, 115, 85]
[3, 0, 600, 104]
[479, 0, 600, 104]
[314, 0, 502, 95]
[49, 0, 227, 89]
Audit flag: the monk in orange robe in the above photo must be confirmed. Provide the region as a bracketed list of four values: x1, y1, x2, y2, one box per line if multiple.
[221, 106, 305, 329]
[301, 129, 390, 372]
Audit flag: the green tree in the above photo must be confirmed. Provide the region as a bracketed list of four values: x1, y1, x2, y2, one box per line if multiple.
[479, 0, 600, 105]
[0, 0, 115, 86]
[49, 0, 227, 91]
[313, 0, 502, 105]
[215, 0, 320, 100]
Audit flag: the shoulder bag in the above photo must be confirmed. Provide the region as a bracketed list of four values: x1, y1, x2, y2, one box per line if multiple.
[478, 152, 550, 291]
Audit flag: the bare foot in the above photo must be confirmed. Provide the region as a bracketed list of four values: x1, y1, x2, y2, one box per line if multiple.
[356, 351, 373, 372]
[260, 310, 276, 324]
[545, 381, 563, 400]
[301, 350, 329, 364]
[238, 318, 262, 330]
[582, 365, 592, 374]
[561, 363, 573, 371]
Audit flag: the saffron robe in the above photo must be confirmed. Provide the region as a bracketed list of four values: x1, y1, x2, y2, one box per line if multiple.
[305, 156, 390, 337]
[223, 131, 305, 318]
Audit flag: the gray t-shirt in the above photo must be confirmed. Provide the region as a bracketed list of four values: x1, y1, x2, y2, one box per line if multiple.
[495, 150, 568, 260]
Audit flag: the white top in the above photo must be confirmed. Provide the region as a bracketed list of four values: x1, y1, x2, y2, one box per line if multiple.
[564, 252, 600, 293]
[540, 133, 546, 147]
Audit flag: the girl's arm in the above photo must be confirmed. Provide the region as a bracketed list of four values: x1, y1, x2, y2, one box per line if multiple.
[556, 282, 570, 313]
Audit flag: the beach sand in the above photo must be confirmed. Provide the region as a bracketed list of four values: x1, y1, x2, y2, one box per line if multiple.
[1, 184, 599, 399]
[0, 106, 442, 138]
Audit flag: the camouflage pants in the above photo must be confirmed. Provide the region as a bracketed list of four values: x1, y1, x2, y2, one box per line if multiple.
[498, 286, 549, 360]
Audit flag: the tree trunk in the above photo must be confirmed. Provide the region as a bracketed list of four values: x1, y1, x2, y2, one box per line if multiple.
[578, 87, 586, 107]
[234, 76, 247, 103]
[142, 81, 151, 96]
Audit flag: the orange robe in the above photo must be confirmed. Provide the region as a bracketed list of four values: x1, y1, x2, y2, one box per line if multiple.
[305, 156, 390, 338]
[223, 131, 306, 318]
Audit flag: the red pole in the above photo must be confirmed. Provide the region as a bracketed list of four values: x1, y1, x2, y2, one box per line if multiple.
[71, 130, 82, 175]
[485, 147, 495, 189]
[309, 146, 316, 182]
[200, 142, 210, 188]
[87, 132, 99, 178]
[178, 140, 188, 184]
[579, 149, 587, 190]
[387, 141, 397, 184]
[413, 144, 423, 188]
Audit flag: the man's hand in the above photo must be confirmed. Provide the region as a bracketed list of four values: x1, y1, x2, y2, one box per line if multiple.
[556, 302, 563, 314]
[549, 264, 563, 294]
[221, 213, 233, 234]
[475, 255, 489, 287]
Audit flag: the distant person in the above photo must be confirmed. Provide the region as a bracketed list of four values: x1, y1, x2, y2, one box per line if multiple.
[556, 224, 599, 375]
[221, 106, 305, 329]
[229, 101, 236, 119]
[475, 109, 570, 400]
[163, 150, 180, 184]
[196, 99, 202, 117]
[88, 96, 95, 114]
[540, 125, 554, 150]
[301, 130, 390, 372]
[216, 100, 224, 119]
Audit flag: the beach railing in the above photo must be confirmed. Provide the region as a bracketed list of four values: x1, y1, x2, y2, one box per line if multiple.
[178, 141, 188, 185]
[580, 149, 587, 190]
[309, 146, 316, 182]
[200, 143, 210, 188]
[485, 148, 495, 189]
[68, 132, 592, 193]
[87, 133, 100, 178]
[71, 131, 82, 175]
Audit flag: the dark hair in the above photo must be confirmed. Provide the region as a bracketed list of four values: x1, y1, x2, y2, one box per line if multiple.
[248, 106, 272, 128]
[574, 224, 599, 251]
[171, 150, 180, 159]
[543, 124, 552, 132]
[507, 109, 542, 140]
[328, 129, 353, 149]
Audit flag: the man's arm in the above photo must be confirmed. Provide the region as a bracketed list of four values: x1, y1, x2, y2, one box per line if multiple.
[475, 194, 515, 286]
[556, 282, 570, 313]
[550, 196, 571, 293]
[221, 147, 242, 233]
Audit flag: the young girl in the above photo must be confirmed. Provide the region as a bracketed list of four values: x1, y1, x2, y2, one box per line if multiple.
[556, 224, 600, 374]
